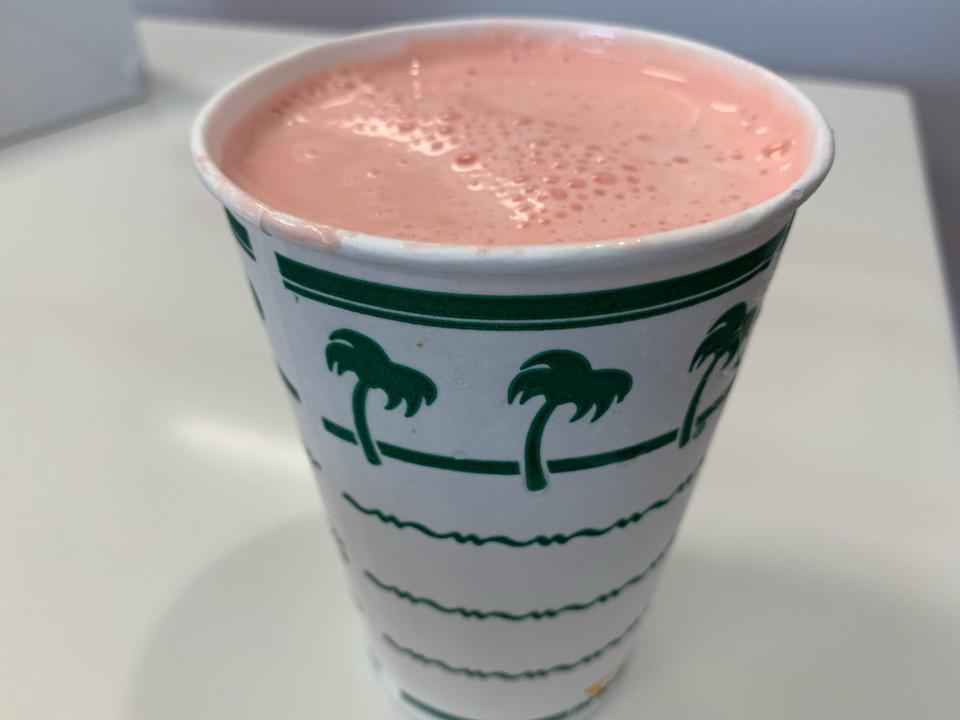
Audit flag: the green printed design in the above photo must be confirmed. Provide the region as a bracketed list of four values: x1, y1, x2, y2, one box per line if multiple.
[383, 615, 640, 680]
[509, 351, 631, 492]
[321, 417, 683, 474]
[276, 223, 789, 331]
[679, 303, 756, 447]
[378, 442, 519, 475]
[305, 446, 322, 471]
[330, 528, 349, 563]
[226, 209, 254, 260]
[326, 329, 437, 465]
[277, 365, 300, 402]
[401, 691, 599, 720]
[693, 381, 733, 440]
[547, 429, 676, 473]
[322, 417, 518, 472]
[322, 417, 357, 444]
[364, 536, 672, 620]
[341, 464, 698, 547]
[248, 279, 264, 319]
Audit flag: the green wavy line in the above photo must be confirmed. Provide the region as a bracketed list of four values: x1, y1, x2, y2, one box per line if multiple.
[401, 690, 599, 720]
[342, 464, 698, 547]
[383, 614, 641, 680]
[365, 536, 673, 620]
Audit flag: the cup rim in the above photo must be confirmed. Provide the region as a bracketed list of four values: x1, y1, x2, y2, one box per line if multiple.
[191, 16, 834, 274]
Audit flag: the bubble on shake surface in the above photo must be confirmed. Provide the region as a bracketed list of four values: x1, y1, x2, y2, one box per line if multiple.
[221, 29, 809, 245]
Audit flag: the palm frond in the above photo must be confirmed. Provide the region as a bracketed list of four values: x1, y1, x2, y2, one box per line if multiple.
[379, 363, 438, 417]
[512, 350, 631, 421]
[382, 388, 403, 412]
[325, 343, 352, 374]
[709, 302, 748, 334]
[508, 370, 553, 405]
[520, 350, 592, 375]
[568, 398, 594, 422]
[584, 368, 632, 422]
[690, 303, 753, 372]
[719, 345, 740, 370]
[326, 328, 394, 381]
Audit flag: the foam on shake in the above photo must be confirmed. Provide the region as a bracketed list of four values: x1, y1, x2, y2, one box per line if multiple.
[222, 30, 809, 245]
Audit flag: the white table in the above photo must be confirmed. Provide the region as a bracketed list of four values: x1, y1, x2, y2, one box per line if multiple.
[2, 18, 958, 720]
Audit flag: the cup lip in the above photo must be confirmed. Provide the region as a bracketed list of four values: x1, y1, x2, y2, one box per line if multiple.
[191, 16, 834, 275]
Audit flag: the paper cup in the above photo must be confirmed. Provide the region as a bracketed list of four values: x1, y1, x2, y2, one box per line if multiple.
[192, 18, 833, 720]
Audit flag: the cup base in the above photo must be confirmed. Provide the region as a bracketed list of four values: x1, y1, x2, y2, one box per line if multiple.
[367, 645, 612, 720]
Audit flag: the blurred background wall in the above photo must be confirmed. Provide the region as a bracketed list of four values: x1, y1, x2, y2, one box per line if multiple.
[138, 0, 960, 328]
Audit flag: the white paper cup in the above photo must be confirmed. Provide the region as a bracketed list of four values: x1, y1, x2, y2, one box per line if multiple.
[192, 18, 833, 720]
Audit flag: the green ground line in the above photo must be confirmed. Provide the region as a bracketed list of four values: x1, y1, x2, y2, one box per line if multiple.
[318, 397, 725, 476]
[378, 441, 520, 475]
[341, 464, 698, 547]
[364, 536, 673, 620]
[322, 417, 356, 443]
[383, 615, 640, 680]
[547, 428, 678, 473]
[400, 690, 598, 720]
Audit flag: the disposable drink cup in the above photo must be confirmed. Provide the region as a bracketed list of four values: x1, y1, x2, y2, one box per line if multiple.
[192, 18, 833, 720]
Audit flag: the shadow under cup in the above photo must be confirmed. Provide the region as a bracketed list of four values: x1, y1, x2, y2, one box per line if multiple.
[191, 18, 833, 720]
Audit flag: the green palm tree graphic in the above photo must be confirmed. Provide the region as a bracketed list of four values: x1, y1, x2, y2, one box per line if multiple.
[679, 302, 757, 447]
[509, 351, 632, 492]
[326, 329, 437, 465]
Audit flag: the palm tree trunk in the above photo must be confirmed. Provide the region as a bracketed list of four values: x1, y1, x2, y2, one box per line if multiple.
[680, 356, 719, 447]
[523, 402, 555, 492]
[352, 382, 380, 465]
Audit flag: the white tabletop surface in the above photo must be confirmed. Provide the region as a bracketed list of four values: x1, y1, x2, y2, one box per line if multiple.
[2, 18, 958, 720]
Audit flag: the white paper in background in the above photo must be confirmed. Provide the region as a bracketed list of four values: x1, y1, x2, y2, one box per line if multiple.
[0, 0, 144, 143]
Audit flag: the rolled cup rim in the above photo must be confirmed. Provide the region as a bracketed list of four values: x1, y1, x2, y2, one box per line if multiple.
[191, 16, 834, 275]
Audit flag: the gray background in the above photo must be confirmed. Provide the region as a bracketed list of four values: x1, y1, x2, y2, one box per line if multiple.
[138, 0, 960, 342]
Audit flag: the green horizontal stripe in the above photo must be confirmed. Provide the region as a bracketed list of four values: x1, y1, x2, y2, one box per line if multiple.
[281, 259, 771, 331]
[378, 441, 520, 475]
[276, 223, 789, 330]
[341, 463, 698, 547]
[322, 417, 356, 444]
[276, 365, 300, 402]
[548, 429, 678, 473]
[320, 418, 519, 473]
[401, 691, 598, 720]
[320, 417, 678, 476]
[226, 209, 255, 260]
[384, 614, 640, 680]
[365, 535, 672, 620]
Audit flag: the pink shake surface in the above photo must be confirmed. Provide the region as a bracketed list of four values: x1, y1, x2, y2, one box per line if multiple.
[221, 30, 810, 245]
